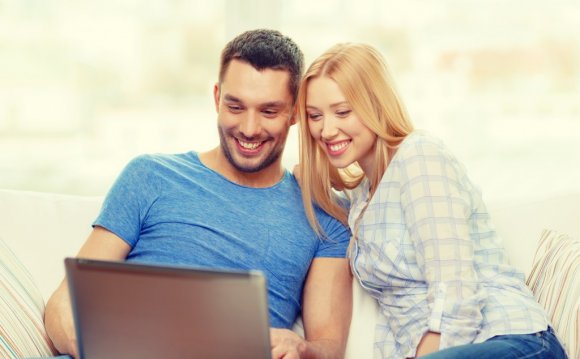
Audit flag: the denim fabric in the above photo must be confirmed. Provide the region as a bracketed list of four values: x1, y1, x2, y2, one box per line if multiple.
[420, 327, 568, 359]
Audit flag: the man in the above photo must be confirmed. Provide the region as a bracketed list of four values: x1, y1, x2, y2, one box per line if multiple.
[44, 29, 352, 359]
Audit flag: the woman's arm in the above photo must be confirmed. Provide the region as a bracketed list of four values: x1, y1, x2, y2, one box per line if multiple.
[415, 331, 441, 357]
[399, 138, 484, 353]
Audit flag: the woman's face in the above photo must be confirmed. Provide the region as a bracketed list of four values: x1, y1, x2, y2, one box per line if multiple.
[306, 76, 377, 173]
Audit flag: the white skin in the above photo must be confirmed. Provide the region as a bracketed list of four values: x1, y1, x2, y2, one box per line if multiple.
[44, 61, 352, 359]
[205, 59, 294, 187]
[305, 76, 377, 176]
[306, 76, 440, 358]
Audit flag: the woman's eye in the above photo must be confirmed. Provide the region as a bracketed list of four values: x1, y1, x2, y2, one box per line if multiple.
[308, 113, 322, 121]
[337, 110, 351, 117]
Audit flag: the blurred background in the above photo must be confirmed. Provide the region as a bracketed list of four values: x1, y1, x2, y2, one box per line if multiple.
[1, 0, 579, 203]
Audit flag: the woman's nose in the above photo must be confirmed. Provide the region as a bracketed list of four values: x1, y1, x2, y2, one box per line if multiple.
[321, 117, 339, 140]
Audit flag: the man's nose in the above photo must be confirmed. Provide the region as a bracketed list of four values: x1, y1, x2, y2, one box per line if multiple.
[239, 110, 262, 138]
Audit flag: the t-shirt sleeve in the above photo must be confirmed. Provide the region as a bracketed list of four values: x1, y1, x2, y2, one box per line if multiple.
[93, 155, 159, 247]
[313, 206, 352, 258]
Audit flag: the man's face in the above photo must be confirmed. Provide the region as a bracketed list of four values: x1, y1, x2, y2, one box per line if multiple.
[214, 59, 295, 173]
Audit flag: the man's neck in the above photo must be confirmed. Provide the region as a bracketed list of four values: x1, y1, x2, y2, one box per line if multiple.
[199, 148, 285, 188]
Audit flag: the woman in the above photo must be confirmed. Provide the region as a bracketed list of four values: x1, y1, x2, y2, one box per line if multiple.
[297, 43, 567, 359]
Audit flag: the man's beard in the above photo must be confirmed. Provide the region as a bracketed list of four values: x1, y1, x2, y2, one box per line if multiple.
[218, 126, 285, 173]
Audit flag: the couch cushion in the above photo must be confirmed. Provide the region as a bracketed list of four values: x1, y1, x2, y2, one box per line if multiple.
[0, 236, 57, 358]
[526, 229, 579, 359]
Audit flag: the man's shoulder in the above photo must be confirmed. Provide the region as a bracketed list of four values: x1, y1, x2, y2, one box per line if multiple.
[132, 151, 196, 164]
[115, 152, 203, 191]
[125, 151, 199, 171]
[280, 170, 347, 218]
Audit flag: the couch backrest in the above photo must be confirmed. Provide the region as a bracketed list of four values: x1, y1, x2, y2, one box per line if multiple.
[489, 193, 580, 275]
[0, 189, 102, 301]
[1, 189, 579, 302]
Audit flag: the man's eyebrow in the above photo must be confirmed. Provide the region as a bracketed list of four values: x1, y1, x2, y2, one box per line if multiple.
[223, 94, 242, 103]
[223, 94, 288, 109]
[261, 101, 288, 108]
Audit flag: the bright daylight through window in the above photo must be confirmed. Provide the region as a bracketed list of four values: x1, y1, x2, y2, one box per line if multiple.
[1, 0, 579, 202]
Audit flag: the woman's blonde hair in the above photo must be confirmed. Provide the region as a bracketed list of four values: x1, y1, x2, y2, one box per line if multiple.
[297, 43, 414, 237]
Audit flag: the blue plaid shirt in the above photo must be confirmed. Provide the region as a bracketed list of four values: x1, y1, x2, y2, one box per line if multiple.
[348, 131, 549, 358]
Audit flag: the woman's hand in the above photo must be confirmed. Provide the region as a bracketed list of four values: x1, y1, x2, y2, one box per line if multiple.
[415, 331, 441, 357]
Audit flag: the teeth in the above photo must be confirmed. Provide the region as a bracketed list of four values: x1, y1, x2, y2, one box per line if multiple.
[329, 141, 349, 152]
[239, 140, 261, 150]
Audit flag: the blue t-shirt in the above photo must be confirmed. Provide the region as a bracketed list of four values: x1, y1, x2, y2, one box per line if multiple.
[94, 152, 350, 328]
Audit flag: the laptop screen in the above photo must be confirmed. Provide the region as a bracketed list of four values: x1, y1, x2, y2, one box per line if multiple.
[65, 257, 271, 359]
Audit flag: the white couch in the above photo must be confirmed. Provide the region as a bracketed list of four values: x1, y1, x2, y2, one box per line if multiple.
[1, 189, 579, 358]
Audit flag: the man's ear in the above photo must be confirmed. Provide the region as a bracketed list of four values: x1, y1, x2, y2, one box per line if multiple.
[288, 106, 297, 126]
[213, 83, 220, 113]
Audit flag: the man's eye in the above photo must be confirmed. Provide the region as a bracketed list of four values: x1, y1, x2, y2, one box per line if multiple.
[228, 105, 243, 112]
[262, 110, 278, 117]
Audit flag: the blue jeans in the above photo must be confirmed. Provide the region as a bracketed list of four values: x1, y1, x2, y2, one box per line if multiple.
[421, 327, 567, 359]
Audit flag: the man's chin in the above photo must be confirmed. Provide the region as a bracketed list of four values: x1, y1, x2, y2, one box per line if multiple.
[220, 138, 282, 174]
[230, 150, 283, 174]
[230, 159, 266, 173]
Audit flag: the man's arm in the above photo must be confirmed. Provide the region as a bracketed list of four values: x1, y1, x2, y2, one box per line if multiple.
[44, 226, 131, 358]
[271, 257, 352, 359]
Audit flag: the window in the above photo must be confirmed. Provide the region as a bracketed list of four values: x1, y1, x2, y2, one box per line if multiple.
[1, 0, 579, 201]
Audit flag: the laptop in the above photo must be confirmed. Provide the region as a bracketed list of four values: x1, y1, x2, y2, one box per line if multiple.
[65, 257, 271, 359]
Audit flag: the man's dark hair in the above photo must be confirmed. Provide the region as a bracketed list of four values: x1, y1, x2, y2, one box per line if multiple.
[219, 29, 304, 103]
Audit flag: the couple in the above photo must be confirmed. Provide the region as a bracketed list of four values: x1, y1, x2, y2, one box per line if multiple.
[44, 29, 567, 359]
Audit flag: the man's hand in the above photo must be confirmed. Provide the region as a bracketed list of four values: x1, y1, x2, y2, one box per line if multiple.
[270, 328, 307, 359]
